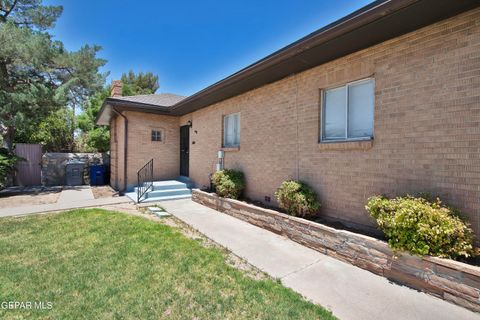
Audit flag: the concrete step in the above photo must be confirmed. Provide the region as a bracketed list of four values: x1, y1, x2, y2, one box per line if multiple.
[152, 180, 189, 190]
[138, 194, 192, 203]
[129, 180, 193, 203]
[134, 180, 191, 193]
[146, 188, 191, 199]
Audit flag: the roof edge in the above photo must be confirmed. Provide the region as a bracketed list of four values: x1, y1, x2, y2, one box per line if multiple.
[170, 0, 479, 115]
[95, 98, 173, 125]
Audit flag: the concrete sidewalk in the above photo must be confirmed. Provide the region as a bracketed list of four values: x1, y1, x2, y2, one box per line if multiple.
[159, 199, 478, 320]
[57, 186, 94, 203]
[0, 195, 130, 218]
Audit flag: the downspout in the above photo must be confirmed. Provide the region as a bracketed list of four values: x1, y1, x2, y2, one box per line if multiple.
[112, 107, 128, 194]
[294, 73, 300, 181]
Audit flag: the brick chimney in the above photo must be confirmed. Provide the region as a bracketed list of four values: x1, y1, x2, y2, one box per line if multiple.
[111, 80, 122, 97]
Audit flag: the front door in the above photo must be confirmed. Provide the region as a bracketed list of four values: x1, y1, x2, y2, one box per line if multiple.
[180, 125, 189, 177]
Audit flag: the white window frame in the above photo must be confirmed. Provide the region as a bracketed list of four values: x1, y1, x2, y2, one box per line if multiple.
[223, 112, 240, 147]
[320, 77, 375, 142]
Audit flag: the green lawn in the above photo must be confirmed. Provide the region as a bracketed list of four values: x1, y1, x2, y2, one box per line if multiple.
[0, 209, 335, 319]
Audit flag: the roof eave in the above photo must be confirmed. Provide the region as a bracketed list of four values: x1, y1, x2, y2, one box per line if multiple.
[95, 98, 173, 126]
[170, 0, 480, 115]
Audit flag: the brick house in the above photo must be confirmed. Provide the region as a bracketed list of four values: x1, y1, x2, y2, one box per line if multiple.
[96, 0, 480, 238]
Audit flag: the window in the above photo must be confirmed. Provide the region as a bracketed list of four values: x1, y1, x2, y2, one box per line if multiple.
[151, 130, 162, 142]
[223, 113, 240, 147]
[321, 78, 374, 142]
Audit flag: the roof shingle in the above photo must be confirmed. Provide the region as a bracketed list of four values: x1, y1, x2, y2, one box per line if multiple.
[112, 93, 185, 107]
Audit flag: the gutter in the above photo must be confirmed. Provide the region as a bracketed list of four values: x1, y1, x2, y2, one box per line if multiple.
[105, 98, 172, 113]
[112, 107, 128, 194]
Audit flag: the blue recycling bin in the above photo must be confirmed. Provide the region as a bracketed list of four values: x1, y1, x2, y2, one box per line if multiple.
[89, 165, 106, 186]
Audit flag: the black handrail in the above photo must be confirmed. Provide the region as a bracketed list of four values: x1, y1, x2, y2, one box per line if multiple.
[137, 159, 153, 203]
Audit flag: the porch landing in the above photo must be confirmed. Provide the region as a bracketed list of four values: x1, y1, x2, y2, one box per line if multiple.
[126, 179, 193, 204]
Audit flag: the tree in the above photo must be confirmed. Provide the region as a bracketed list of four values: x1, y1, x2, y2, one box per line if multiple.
[0, 0, 62, 28]
[0, 147, 22, 189]
[76, 87, 110, 152]
[121, 70, 159, 96]
[0, 0, 106, 152]
[29, 108, 74, 152]
[76, 70, 160, 152]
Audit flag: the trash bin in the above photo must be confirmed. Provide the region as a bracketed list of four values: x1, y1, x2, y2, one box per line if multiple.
[89, 165, 106, 186]
[65, 160, 85, 186]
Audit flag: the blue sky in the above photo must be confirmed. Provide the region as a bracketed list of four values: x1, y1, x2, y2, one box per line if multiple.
[45, 0, 372, 96]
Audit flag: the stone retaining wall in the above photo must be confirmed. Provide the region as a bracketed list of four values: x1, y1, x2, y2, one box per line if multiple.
[192, 189, 480, 312]
[42, 153, 109, 186]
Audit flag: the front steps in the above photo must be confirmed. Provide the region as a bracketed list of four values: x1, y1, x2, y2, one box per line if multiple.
[126, 179, 193, 203]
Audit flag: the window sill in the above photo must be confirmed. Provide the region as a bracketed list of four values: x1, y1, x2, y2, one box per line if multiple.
[318, 139, 373, 151]
[221, 146, 240, 152]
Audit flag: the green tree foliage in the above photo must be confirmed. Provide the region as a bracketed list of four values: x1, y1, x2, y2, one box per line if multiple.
[15, 108, 75, 152]
[0, 0, 63, 28]
[121, 70, 159, 95]
[0, 147, 22, 189]
[0, 0, 106, 152]
[76, 87, 110, 152]
[32, 108, 74, 152]
[76, 70, 161, 152]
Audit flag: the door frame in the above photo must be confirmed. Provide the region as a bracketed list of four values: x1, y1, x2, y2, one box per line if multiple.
[179, 125, 190, 177]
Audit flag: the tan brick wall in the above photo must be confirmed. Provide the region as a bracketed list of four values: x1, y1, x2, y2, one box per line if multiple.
[181, 8, 480, 236]
[126, 111, 180, 190]
[109, 115, 125, 191]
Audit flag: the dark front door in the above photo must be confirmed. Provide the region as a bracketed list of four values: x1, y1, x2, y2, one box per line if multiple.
[180, 125, 190, 177]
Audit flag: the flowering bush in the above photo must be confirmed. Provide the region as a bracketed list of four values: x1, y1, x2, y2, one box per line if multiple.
[366, 195, 475, 258]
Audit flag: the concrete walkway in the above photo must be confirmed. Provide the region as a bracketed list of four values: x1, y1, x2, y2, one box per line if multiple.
[57, 186, 94, 203]
[159, 199, 478, 320]
[0, 192, 130, 218]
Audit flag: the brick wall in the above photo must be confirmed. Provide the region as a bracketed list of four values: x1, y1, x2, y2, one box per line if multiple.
[109, 114, 125, 191]
[110, 9, 480, 238]
[181, 8, 480, 237]
[110, 111, 180, 191]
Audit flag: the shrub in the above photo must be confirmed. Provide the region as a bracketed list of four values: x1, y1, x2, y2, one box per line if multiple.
[211, 169, 245, 199]
[0, 148, 22, 189]
[366, 195, 475, 259]
[274, 180, 320, 218]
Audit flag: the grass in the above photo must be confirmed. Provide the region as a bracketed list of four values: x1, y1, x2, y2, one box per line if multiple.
[0, 209, 336, 319]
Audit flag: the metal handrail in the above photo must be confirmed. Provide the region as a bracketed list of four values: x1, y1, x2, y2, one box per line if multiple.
[137, 159, 153, 203]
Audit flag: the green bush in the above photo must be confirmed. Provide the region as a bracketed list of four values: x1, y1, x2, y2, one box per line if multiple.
[274, 180, 320, 218]
[0, 148, 22, 189]
[211, 169, 245, 199]
[366, 195, 475, 259]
